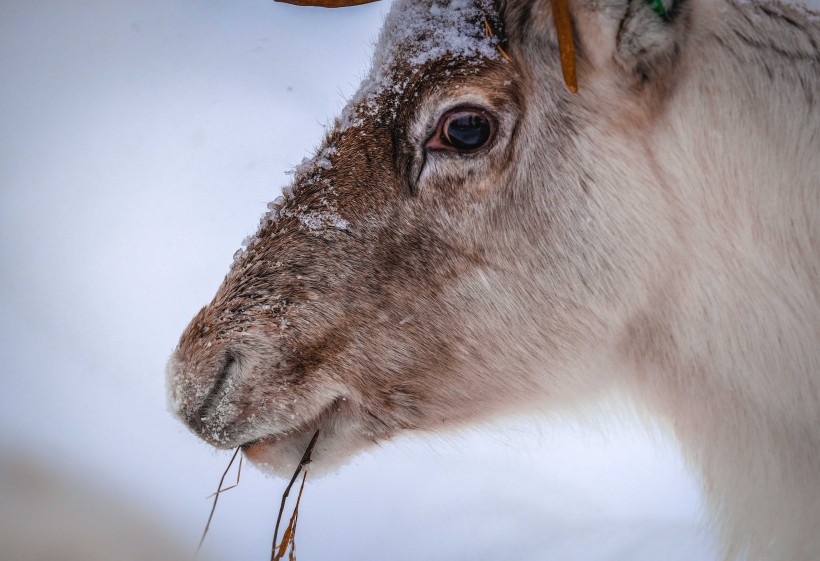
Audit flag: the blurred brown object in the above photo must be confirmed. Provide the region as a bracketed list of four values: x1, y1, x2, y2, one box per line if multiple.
[0, 452, 200, 561]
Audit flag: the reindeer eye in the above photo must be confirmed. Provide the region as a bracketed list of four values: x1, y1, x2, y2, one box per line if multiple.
[429, 109, 495, 153]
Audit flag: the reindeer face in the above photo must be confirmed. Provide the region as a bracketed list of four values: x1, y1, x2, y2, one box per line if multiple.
[168, 0, 685, 474]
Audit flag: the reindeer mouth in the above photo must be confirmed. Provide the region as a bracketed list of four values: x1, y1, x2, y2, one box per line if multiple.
[239, 397, 347, 475]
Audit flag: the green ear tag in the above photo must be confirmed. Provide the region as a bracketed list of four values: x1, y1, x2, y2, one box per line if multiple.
[650, 0, 667, 18]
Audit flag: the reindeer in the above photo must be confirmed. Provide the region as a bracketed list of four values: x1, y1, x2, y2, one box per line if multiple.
[166, 0, 820, 557]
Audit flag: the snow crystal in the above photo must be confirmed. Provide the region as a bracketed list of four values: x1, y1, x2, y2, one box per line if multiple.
[287, 145, 336, 179]
[293, 209, 349, 234]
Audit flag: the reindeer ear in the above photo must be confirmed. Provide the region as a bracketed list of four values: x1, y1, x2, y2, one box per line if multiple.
[498, 0, 690, 89]
[608, 0, 690, 83]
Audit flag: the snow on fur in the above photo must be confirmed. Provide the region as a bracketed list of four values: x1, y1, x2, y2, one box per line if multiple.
[233, 0, 501, 262]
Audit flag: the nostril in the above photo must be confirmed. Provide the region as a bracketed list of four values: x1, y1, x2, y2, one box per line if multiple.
[192, 352, 237, 426]
[168, 340, 267, 448]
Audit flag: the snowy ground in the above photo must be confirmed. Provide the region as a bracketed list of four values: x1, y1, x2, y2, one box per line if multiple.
[5, 0, 802, 558]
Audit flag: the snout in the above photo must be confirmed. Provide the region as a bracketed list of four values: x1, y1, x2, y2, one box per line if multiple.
[166, 345, 252, 448]
[165, 307, 356, 469]
[165, 303, 297, 447]
[166, 319, 372, 476]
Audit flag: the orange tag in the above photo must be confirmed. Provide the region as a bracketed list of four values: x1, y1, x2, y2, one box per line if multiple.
[550, 0, 578, 92]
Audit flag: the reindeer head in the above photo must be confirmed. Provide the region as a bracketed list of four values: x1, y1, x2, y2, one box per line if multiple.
[167, 0, 690, 475]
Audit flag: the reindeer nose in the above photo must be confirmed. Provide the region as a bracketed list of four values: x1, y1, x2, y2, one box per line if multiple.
[166, 347, 245, 448]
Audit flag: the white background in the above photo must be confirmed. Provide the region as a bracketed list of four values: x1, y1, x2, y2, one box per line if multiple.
[5, 1, 808, 559]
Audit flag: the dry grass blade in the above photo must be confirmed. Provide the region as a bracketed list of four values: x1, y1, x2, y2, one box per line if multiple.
[195, 447, 242, 557]
[274, 0, 379, 8]
[287, 480, 304, 561]
[271, 430, 320, 561]
[206, 453, 243, 499]
[274, 471, 307, 560]
[550, 0, 578, 92]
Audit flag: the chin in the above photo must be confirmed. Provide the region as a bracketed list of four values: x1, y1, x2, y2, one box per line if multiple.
[241, 418, 381, 478]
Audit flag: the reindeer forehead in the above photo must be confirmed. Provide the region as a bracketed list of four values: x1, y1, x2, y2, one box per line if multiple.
[228, 0, 503, 269]
[348, 0, 502, 119]
[374, 0, 501, 70]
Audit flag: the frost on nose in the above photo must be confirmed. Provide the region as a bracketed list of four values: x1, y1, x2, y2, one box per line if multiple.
[165, 346, 246, 448]
[165, 353, 187, 418]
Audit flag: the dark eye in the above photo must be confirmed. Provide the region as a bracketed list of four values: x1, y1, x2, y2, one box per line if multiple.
[427, 109, 495, 153]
